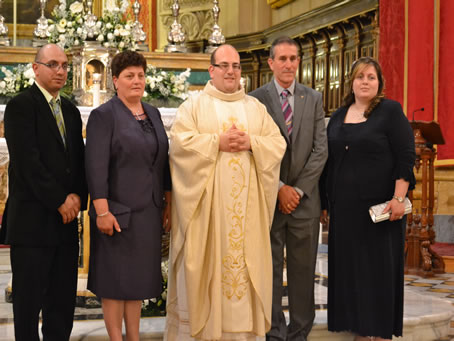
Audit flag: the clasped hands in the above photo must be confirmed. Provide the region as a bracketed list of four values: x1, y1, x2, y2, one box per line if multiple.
[278, 185, 301, 214]
[57, 193, 81, 224]
[219, 124, 251, 152]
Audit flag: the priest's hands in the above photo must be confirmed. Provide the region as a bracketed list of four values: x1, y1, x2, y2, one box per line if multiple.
[219, 124, 251, 152]
[278, 185, 301, 214]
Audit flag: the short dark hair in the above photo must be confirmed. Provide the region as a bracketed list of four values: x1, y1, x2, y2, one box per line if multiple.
[111, 50, 147, 78]
[343, 56, 385, 117]
[270, 36, 300, 59]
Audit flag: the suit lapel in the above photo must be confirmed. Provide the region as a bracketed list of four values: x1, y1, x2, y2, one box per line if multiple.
[291, 83, 307, 144]
[266, 82, 290, 145]
[30, 85, 66, 150]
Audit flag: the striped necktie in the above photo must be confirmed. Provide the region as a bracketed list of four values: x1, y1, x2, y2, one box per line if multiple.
[50, 98, 66, 147]
[281, 89, 293, 135]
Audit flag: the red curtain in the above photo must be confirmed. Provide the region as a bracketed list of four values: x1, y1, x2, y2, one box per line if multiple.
[379, 0, 405, 106]
[437, 1, 454, 160]
[407, 0, 434, 122]
[379, 0, 453, 162]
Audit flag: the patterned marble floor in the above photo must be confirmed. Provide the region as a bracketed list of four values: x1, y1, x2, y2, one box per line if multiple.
[0, 248, 452, 340]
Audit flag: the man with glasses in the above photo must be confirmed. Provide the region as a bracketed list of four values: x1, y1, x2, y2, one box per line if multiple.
[1, 43, 87, 340]
[250, 36, 328, 341]
[165, 44, 286, 340]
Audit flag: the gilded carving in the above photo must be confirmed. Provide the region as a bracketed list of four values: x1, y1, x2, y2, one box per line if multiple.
[163, 0, 212, 7]
[267, 0, 295, 9]
[0, 162, 8, 214]
[162, 10, 213, 41]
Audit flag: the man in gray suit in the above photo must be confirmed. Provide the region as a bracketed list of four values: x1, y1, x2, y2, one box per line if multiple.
[250, 36, 328, 341]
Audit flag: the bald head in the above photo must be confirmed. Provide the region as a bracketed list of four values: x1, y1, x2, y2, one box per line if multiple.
[208, 44, 242, 94]
[35, 44, 65, 62]
[210, 44, 239, 65]
[33, 44, 69, 97]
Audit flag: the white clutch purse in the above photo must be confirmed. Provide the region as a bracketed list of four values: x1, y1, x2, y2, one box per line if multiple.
[369, 197, 412, 223]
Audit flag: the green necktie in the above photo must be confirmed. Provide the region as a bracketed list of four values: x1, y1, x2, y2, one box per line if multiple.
[50, 98, 66, 147]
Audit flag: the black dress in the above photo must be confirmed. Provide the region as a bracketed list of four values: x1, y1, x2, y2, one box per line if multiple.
[323, 99, 415, 339]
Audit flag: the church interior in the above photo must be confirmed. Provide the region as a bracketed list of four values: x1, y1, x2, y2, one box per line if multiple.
[0, 0, 453, 339]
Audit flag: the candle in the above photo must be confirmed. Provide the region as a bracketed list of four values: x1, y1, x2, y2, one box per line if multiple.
[92, 73, 101, 107]
[13, 0, 16, 46]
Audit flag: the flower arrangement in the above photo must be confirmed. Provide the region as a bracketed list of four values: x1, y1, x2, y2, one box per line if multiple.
[143, 66, 191, 106]
[0, 64, 35, 97]
[48, 0, 136, 51]
[142, 259, 169, 316]
[0, 63, 190, 106]
[0, 63, 75, 103]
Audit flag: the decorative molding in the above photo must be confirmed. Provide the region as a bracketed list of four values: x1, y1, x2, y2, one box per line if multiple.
[162, 10, 213, 41]
[163, 0, 211, 7]
[267, 0, 295, 9]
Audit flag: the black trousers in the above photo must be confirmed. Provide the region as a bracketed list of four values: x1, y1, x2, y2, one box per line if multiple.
[10, 243, 79, 341]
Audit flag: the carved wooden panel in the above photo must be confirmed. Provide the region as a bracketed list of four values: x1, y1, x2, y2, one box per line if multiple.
[239, 8, 378, 116]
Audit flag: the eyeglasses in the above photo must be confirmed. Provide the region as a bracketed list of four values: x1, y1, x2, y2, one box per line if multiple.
[36, 61, 70, 72]
[212, 63, 241, 72]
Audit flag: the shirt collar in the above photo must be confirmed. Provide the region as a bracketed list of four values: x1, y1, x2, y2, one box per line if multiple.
[274, 78, 295, 97]
[35, 81, 61, 105]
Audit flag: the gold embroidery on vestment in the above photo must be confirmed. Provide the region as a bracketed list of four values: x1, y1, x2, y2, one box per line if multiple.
[221, 156, 248, 301]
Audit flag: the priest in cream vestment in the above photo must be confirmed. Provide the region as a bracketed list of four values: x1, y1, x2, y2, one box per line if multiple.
[165, 45, 286, 341]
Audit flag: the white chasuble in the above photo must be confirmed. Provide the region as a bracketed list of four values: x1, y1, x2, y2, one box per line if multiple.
[166, 81, 286, 341]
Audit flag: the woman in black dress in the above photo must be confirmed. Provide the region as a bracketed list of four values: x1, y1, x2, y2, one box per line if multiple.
[85, 51, 171, 341]
[321, 57, 415, 340]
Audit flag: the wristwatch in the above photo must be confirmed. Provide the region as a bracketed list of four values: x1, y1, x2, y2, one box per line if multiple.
[392, 195, 405, 203]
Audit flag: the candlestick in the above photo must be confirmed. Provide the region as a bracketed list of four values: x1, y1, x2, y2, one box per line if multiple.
[92, 73, 101, 107]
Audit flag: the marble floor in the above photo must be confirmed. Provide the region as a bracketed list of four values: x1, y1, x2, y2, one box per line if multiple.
[0, 248, 453, 340]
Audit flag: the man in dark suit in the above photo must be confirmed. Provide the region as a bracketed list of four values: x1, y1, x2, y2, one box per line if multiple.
[250, 36, 328, 341]
[1, 44, 87, 340]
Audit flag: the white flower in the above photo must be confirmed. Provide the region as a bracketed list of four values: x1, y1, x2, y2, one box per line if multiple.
[114, 29, 120, 36]
[97, 34, 104, 42]
[78, 18, 83, 24]
[69, 1, 84, 14]
[161, 290, 167, 300]
[150, 298, 157, 303]
[59, 34, 66, 42]
[103, 42, 110, 48]
[119, 41, 125, 48]
[106, 23, 113, 30]
[59, 19, 67, 27]
[0, 81, 5, 89]
[96, 21, 102, 28]
[74, 39, 80, 46]
[28, 79, 35, 86]
[59, 4, 66, 11]
[119, 28, 130, 37]
[23, 67, 35, 79]
[107, 33, 114, 40]
[76, 27, 83, 35]
[67, 21, 73, 28]
[56, 24, 66, 33]
[161, 71, 167, 76]
[142, 90, 148, 97]
[124, 24, 131, 30]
